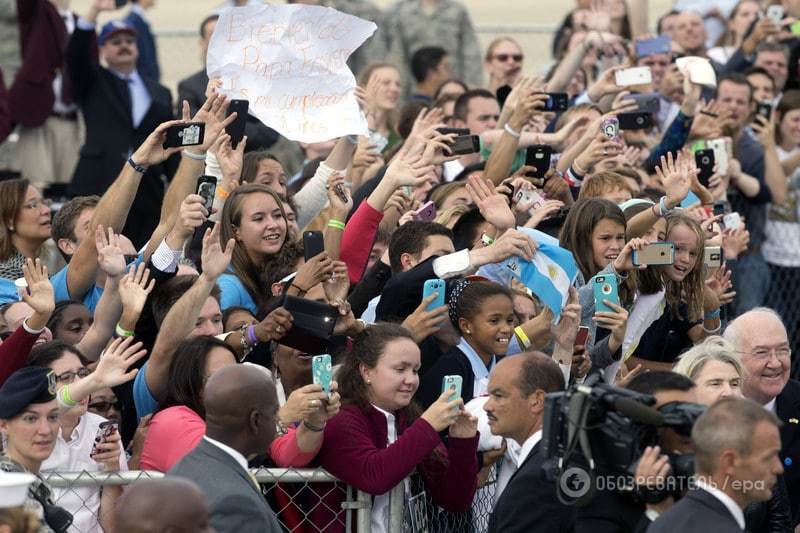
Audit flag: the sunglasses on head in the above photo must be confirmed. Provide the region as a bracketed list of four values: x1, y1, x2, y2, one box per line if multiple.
[494, 54, 523, 63]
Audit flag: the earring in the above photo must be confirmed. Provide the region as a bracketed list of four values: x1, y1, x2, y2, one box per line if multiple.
[366, 379, 372, 385]
[465, 329, 471, 335]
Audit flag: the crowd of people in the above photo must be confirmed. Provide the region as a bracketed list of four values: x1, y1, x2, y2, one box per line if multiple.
[2, 0, 800, 532]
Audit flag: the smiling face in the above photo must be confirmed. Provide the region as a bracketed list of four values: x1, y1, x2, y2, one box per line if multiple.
[460, 294, 516, 359]
[738, 313, 791, 405]
[663, 223, 700, 282]
[591, 218, 626, 274]
[0, 400, 60, 471]
[694, 359, 744, 405]
[235, 192, 287, 260]
[362, 338, 421, 412]
[755, 51, 788, 92]
[372, 66, 402, 111]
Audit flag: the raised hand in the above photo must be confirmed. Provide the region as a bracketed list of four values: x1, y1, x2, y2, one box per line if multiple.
[304, 381, 342, 428]
[323, 261, 350, 307]
[655, 151, 693, 209]
[384, 152, 434, 189]
[95, 225, 127, 278]
[293, 252, 334, 292]
[92, 336, 148, 388]
[326, 172, 353, 217]
[551, 287, 581, 349]
[21, 258, 54, 317]
[118, 263, 155, 320]
[486, 229, 538, 263]
[211, 132, 245, 188]
[130, 120, 187, 167]
[467, 175, 515, 231]
[192, 92, 236, 152]
[201, 223, 235, 280]
[254, 307, 293, 343]
[613, 237, 652, 272]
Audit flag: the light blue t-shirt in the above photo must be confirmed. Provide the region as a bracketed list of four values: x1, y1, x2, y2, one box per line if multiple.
[132, 362, 158, 420]
[0, 278, 21, 305]
[217, 273, 257, 315]
[50, 266, 104, 310]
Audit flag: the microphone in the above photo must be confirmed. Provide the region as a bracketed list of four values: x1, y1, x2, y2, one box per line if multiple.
[613, 396, 664, 425]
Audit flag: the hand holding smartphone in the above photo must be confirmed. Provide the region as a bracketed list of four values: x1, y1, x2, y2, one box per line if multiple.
[226, 99, 249, 149]
[312, 354, 333, 397]
[442, 375, 463, 402]
[303, 230, 325, 261]
[423, 279, 446, 311]
[91, 421, 118, 458]
[196, 176, 217, 213]
[592, 274, 620, 313]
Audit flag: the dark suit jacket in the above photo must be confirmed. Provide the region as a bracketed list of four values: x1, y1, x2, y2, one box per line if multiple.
[177, 69, 280, 151]
[168, 438, 282, 533]
[417, 345, 476, 409]
[487, 441, 575, 533]
[125, 9, 159, 81]
[66, 26, 176, 248]
[777, 379, 800, 525]
[10, 0, 86, 127]
[647, 489, 742, 533]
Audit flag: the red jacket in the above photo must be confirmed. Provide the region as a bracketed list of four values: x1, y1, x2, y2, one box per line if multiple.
[339, 201, 384, 286]
[317, 403, 479, 529]
[0, 325, 44, 386]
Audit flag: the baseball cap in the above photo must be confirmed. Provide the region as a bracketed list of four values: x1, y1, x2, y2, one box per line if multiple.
[98, 20, 137, 46]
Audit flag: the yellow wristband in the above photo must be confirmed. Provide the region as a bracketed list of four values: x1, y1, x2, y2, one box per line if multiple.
[216, 186, 230, 200]
[327, 219, 346, 231]
[58, 384, 77, 408]
[514, 326, 531, 349]
[115, 323, 134, 337]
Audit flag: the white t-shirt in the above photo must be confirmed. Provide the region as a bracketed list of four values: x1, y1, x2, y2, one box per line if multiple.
[763, 146, 800, 266]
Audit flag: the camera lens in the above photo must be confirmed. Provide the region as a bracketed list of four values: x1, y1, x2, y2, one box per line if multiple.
[602, 284, 612, 295]
[702, 157, 710, 165]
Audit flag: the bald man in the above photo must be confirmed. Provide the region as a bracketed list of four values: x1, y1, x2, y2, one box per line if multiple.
[167, 365, 281, 533]
[724, 308, 800, 525]
[115, 478, 212, 533]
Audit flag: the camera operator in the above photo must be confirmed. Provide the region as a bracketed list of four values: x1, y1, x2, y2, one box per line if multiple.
[648, 397, 784, 533]
[576, 371, 697, 533]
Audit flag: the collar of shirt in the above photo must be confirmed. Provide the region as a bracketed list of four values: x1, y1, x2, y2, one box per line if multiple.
[371, 404, 397, 443]
[764, 398, 777, 413]
[57, 9, 75, 33]
[695, 480, 746, 530]
[203, 436, 249, 472]
[109, 68, 142, 85]
[457, 337, 495, 384]
[516, 429, 542, 467]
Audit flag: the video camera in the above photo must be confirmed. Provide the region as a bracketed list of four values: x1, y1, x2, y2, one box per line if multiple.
[541, 375, 705, 505]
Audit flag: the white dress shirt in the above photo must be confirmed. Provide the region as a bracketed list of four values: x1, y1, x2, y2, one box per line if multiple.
[41, 412, 128, 533]
[203, 436, 249, 473]
[695, 480, 746, 531]
[109, 69, 151, 128]
[369, 405, 400, 533]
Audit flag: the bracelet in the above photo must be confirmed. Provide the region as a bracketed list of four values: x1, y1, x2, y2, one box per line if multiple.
[127, 157, 147, 174]
[291, 283, 307, 296]
[651, 202, 661, 219]
[303, 419, 325, 432]
[571, 160, 587, 177]
[701, 322, 722, 334]
[58, 384, 77, 408]
[115, 323, 134, 337]
[239, 323, 253, 358]
[658, 196, 673, 217]
[246, 325, 259, 346]
[182, 149, 206, 160]
[704, 308, 721, 321]
[514, 326, 531, 349]
[503, 123, 521, 139]
[216, 186, 230, 200]
[327, 219, 346, 231]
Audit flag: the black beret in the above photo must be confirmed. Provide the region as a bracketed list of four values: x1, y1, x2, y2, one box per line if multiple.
[0, 367, 56, 419]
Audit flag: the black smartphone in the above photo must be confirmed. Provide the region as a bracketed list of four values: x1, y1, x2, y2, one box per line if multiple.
[114, 0, 128, 6]
[712, 201, 729, 217]
[226, 99, 249, 149]
[162, 122, 205, 149]
[436, 127, 470, 136]
[525, 145, 552, 179]
[695, 149, 715, 188]
[196, 175, 217, 213]
[448, 134, 480, 156]
[618, 112, 654, 130]
[496, 85, 512, 109]
[303, 230, 324, 261]
[756, 101, 772, 121]
[629, 92, 661, 114]
[543, 92, 569, 112]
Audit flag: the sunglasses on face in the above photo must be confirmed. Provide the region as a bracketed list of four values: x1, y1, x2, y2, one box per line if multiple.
[88, 400, 120, 412]
[494, 54, 524, 63]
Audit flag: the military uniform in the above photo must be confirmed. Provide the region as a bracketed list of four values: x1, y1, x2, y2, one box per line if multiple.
[0, 457, 56, 533]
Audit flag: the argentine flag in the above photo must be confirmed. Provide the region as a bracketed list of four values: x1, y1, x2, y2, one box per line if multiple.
[482, 228, 578, 319]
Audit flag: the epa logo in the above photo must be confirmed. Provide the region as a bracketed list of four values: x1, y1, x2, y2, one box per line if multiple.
[559, 467, 591, 498]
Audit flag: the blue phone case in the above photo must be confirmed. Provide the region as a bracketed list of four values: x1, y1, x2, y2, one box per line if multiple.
[592, 274, 620, 313]
[423, 279, 446, 312]
[442, 375, 463, 401]
[312, 354, 332, 396]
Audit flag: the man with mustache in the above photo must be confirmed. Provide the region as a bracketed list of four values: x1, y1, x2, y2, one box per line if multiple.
[67, 0, 176, 249]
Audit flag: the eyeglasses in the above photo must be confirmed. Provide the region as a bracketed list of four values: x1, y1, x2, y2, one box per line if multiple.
[736, 347, 792, 360]
[23, 198, 52, 210]
[88, 400, 120, 412]
[493, 54, 524, 63]
[54, 367, 91, 384]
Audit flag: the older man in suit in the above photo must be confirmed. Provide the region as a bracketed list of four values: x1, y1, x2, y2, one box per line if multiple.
[67, 0, 177, 248]
[648, 397, 784, 533]
[724, 308, 800, 526]
[484, 352, 574, 533]
[168, 364, 282, 533]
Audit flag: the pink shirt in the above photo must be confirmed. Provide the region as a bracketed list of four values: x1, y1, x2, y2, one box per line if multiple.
[140, 405, 320, 472]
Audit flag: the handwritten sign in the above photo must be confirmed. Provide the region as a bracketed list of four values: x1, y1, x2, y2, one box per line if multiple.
[207, 5, 376, 143]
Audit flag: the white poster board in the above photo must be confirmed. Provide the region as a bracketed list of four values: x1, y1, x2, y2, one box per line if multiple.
[206, 4, 376, 143]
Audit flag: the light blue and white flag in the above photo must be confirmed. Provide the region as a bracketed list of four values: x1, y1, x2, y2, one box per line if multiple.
[479, 227, 578, 319]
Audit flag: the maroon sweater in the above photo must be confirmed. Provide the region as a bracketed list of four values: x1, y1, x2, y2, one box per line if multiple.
[318, 404, 479, 514]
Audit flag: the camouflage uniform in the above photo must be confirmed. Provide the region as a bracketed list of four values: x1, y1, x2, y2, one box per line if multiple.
[324, 0, 387, 78]
[385, 0, 483, 91]
[0, 456, 56, 533]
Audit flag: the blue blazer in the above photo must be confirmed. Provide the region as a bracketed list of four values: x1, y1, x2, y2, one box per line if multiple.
[125, 10, 160, 81]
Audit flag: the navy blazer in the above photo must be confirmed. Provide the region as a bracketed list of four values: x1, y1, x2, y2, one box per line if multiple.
[124, 9, 160, 81]
[647, 489, 742, 533]
[777, 379, 800, 525]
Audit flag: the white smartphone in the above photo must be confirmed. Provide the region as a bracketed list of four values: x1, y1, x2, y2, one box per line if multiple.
[723, 212, 742, 230]
[706, 138, 729, 176]
[615, 67, 652, 87]
[767, 5, 784, 23]
[515, 189, 545, 213]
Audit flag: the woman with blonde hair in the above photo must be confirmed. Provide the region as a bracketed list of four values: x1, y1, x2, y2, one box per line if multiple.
[673, 336, 744, 405]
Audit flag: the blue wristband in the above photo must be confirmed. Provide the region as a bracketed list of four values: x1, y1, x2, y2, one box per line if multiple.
[704, 308, 721, 321]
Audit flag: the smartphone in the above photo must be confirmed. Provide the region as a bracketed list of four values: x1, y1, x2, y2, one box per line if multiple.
[436, 127, 470, 137]
[695, 149, 715, 188]
[618, 112, 653, 130]
[302, 230, 324, 261]
[515, 189, 546, 211]
[635, 35, 671, 57]
[756, 101, 772, 121]
[449, 134, 480, 156]
[601, 116, 620, 142]
[368, 130, 388, 153]
[706, 138, 729, 176]
[162, 122, 205, 149]
[592, 274, 620, 313]
[723, 212, 742, 230]
[632, 242, 675, 266]
[91, 421, 118, 457]
[332, 183, 349, 204]
[767, 4, 784, 23]
[226, 99, 249, 149]
[196, 175, 217, 213]
[312, 354, 333, 396]
[542, 92, 569, 112]
[615, 67, 652, 87]
[114, 0, 128, 6]
[575, 326, 590, 347]
[704, 246, 722, 268]
[442, 375, 463, 402]
[413, 201, 437, 222]
[496, 85, 512, 109]
[629, 92, 661, 114]
[712, 201, 729, 218]
[423, 278, 446, 312]
[525, 144, 553, 179]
